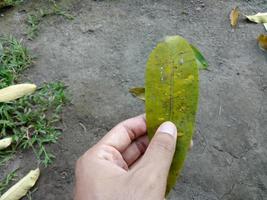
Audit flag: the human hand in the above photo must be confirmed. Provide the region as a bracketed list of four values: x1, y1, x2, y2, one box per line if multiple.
[74, 114, 184, 200]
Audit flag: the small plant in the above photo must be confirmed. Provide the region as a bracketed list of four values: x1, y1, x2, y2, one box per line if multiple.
[26, 13, 41, 40]
[0, 0, 22, 9]
[0, 36, 32, 88]
[26, 3, 74, 40]
[0, 82, 68, 166]
[0, 36, 68, 166]
[52, 4, 74, 20]
[0, 169, 17, 196]
[0, 150, 13, 166]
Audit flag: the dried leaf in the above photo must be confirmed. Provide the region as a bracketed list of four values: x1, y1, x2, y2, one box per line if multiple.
[246, 13, 267, 24]
[145, 35, 199, 196]
[0, 168, 40, 200]
[0, 137, 12, 150]
[257, 34, 267, 51]
[190, 44, 208, 70]
[230, 7, 239, 27]
[0, 84, 37, 103]
[129, 87, 145, 101]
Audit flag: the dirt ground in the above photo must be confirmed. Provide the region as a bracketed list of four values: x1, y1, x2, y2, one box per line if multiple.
[1, 0, 267, 199]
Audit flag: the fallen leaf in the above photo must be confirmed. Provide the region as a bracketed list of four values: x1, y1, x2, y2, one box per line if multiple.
[0, 84, 37, 103]
[246, 13, 267, 23]
[257, 34, 267, 51]
[230, 7, 239, 27]
[0, 137, 12, 150]
[146, 35, 199, 196]
[0, 168, 40, 200]
[190, 44, 208, 70]
[129, 87, 145, 101]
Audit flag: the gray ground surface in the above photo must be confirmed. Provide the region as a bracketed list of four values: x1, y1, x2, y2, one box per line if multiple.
[1, 0, 267, 199]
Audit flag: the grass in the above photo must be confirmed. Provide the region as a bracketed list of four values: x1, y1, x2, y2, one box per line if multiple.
[0, 151, 13, 166]
[0, 35, 68, 166]
[0, 36, 32, 88]
[0, 82, 68, 166]
[0, 169, 17, 196]
[26, 187, 38, 200]
[0, 0, 22, 9]
[26, 3, 74, 40]
[26, 13, 41, 40]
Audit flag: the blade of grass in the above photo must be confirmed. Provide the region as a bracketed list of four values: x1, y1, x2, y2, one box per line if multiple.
[0, 169, 17, 196]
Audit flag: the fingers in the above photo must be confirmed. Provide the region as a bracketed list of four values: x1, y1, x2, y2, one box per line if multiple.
[99, 114, 147, 152]
[122, 135, 149, 166]
[139, 122, 177, 175]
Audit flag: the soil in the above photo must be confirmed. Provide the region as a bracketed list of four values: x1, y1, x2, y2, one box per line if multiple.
[0, 0, 267, 199]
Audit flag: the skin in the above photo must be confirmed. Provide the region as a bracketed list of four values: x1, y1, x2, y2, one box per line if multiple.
[74, 114, 192, 200]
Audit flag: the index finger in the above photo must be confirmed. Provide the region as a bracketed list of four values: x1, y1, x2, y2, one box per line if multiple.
[99, 114, 147, 152]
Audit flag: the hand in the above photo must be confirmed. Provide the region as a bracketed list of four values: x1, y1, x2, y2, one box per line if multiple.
[74, 114, 180, 200]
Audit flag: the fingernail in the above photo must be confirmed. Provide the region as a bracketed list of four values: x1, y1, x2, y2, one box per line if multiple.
[158, 122, 177, 136]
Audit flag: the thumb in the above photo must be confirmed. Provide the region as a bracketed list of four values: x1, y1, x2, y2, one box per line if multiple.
[141, 122, 177, 175]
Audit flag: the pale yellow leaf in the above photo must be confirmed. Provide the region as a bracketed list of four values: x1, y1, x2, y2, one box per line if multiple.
[0, 168, 40, 200]
[246, 13, 267, 24]
[0, 137, 12, 150]
[230, 7, 239, 27]
[257, 34, 267, 51]
[0, 84, 37, 103]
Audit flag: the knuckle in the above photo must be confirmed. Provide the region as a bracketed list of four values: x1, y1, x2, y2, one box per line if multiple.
[135, 139, 148, 154]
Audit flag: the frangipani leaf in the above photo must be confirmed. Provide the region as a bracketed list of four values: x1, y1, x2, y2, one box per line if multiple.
[246, 13, 267, 24]
[0, 168, 40, 200]
[0, 137, 12, 150]
[0, 84, 36, 103]
[145, 35, 199, 196]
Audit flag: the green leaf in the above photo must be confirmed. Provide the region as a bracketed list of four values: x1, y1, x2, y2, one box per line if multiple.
[190, 44, 208, 70]
[129, 87, 145, 101]
[145, 35, 199, 196]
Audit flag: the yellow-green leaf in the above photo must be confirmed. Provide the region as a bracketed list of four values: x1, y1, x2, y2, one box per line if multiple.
[0, 137, 12, 150]
[129, 87, 145, 101]
[145, 35, 199, 196]
[257, 34, 267, 51]
[190, 44, 208, 70]
[246, 13, 267, 24]
[230, 7, 239, 28]
[0, 84, 37, 103]
[0, 168, 40, 200]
